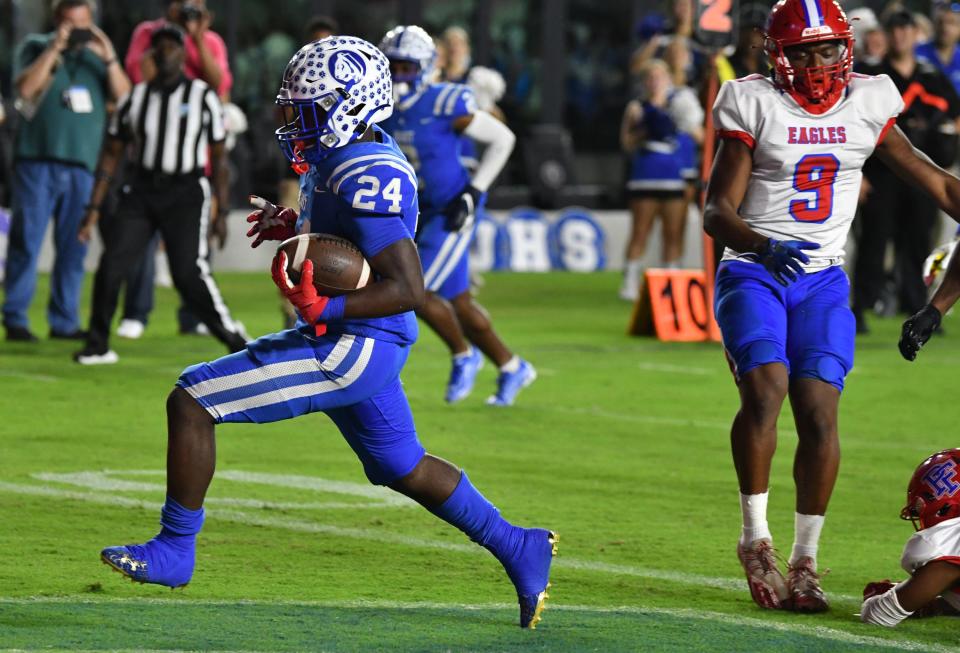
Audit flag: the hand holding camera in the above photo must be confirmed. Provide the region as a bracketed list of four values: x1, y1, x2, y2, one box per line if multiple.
[52, 21, 116, 64]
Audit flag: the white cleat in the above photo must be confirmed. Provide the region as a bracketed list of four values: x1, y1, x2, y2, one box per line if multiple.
[116, 319, 145, 339]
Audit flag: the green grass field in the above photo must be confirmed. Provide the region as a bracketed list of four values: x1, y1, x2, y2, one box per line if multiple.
[2, 271, 959, 652]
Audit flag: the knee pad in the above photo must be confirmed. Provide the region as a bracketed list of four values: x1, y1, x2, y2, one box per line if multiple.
[357, 434, 425, 486]
[794, 355, 849, 392]
[731, 339, 789, 378]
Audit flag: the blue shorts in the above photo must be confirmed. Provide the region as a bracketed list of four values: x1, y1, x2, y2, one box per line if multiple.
[417, 213, 475, 299]
[177, 329, 425, 485]
[714, 261, 855, 392]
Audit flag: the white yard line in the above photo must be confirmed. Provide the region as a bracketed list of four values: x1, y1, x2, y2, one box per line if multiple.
[0, 481, 860, 604]
[0, 598, 947, 653]
[637, 362, 717, 376]
[0, 370, 59, 383]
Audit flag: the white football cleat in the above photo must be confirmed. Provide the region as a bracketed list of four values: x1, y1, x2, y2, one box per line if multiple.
[73, 347, 119, 365]
[116, 319, 145, 339]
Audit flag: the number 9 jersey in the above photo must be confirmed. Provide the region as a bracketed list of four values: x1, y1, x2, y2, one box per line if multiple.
[713, 73, 903, 271]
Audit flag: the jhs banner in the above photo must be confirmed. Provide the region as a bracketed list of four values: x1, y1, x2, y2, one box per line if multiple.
[472, 208, 606, 272]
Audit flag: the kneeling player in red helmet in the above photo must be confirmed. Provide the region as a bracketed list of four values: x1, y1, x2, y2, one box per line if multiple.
[861, 449, 960, 626]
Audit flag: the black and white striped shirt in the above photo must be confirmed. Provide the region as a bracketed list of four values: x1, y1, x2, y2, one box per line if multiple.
[108, 76, 225, 175]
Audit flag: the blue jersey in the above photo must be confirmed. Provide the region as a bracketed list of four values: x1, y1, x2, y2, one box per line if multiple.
[379, 82, 476, 213]
[297, 126, 419, 346]
[917, 41, 960, 96]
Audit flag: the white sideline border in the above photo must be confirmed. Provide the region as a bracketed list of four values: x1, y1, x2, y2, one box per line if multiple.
[0, 598, 951, 653]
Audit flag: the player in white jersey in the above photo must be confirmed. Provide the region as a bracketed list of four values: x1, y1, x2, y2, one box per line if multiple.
[706, 0, 960, 613]
[861, 449, 960, 626]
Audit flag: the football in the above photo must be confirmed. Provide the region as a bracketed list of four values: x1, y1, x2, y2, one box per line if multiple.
[276, 233, 372, 297]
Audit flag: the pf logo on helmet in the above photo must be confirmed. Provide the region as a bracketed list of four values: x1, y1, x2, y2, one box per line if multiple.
[331, 51, 366, 85]
[923, 460, 960, 499]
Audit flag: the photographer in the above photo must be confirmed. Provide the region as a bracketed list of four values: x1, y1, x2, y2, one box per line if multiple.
[2, 0, 129, 342]
[124, 0, 231, 99]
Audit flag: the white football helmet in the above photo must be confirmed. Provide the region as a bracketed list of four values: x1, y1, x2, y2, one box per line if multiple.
[276, 36, 393, 164]
[378, 25, 436, 98]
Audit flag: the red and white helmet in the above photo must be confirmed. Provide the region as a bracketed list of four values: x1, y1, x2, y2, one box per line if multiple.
[764, 0, 854, 110]
[901, 449, 960, 531]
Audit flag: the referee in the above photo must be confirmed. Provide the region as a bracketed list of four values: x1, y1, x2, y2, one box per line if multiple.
[74, 23, 245, 364]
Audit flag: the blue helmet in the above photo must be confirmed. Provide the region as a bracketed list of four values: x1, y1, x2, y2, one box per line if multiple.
[379, 25, 436, 99]
[276, 36, 393, 165]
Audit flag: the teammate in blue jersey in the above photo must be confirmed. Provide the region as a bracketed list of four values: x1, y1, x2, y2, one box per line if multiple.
[377, 25, 536, 406]
[98, 36, 557, 629]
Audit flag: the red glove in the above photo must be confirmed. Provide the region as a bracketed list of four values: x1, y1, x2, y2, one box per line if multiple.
[246, 195, 297, 248]
[271, 252, 330, 336]
[863, 580, 896, 600]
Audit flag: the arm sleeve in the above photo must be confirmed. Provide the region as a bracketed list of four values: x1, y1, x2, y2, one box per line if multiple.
[206, 31, 233, 97]
[712, 80, 755, 149]
[335, 165, 418, 257]
[462, 110, 516, 192]
[124, 22, 153, 85]
[203, 88, 226, 143]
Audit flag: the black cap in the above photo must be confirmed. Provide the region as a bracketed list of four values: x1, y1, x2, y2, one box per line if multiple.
[150, 22, 186, 47]
[884, 9, 916, 30]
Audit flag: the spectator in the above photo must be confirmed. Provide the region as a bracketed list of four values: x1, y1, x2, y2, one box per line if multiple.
[0, 89, 8, 207]
[121, 0, 233, 339]
[619, 59, 702, 301]
[916, 12, 935, 45]
[125, 0, 231, 99]
[441, 26, 471, 84]
[630, 0, 705, 92]
[304, 15, 339, 42]
[854, 9, 960, 333]
[74, 24, 246, 364]
[715, 3, 767, 82]
[849, 7, 886, 66]
[916, 1, 960, 95]
[3, 0, 130, 342]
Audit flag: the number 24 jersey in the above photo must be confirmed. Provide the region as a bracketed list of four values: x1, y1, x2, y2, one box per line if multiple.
[712, 73, 903, 271]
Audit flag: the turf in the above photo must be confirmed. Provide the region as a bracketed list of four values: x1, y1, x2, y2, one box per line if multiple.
[1, 271, 958, 652]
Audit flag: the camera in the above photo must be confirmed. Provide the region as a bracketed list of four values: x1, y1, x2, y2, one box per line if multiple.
[180, 3, 203, 22]
[67, 28, 93, 49]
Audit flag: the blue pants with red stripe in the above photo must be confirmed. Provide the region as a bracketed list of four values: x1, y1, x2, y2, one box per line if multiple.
[177, 328, 426, 485]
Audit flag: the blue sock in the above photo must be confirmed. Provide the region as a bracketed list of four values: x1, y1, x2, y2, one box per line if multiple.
[431, 472, 523, 561]
[157, 496, 204, 549]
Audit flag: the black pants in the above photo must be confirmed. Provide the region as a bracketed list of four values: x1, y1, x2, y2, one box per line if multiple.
[86, 174, 245, 352]
[853, 172, 938, 317]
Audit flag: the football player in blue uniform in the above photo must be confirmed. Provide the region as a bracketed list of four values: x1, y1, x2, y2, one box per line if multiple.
[99, 36, 558, 629]
[378, 26, 536, 406]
